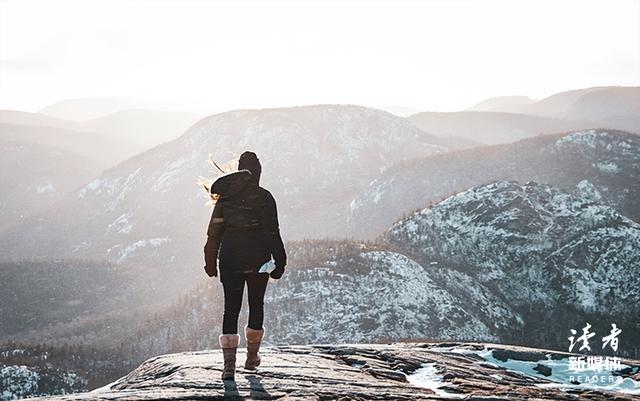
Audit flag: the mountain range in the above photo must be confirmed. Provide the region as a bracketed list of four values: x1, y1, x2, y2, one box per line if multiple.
[348, 129, 640, 239]
[0, 105, 446, 281]
[1, 87, 639, 397]
[0, 108, 203, 229]
[467, 86, 639, 134]
[149, 180, 640, 357]
[7, 179, 638, 367]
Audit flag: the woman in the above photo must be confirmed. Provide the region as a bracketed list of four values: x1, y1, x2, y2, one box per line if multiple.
[203, 151, 287, 381]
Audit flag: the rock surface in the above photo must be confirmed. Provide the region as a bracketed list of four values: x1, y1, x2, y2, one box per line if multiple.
[33, 342, 640, 400]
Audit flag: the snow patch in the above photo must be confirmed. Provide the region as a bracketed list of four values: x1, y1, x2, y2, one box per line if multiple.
[407, 362, 464, 398]
[575, 180, 603, 202]
[77, 178, 102, 198]
[35, 181, 54, 194]
[107, 214, 133, 234]
[555, 130, 604, 149]
[475, 349, 640, 395]
[153, 157, 188, 192]
[594, 161, 620, 174]
[108, 237, 172, 264]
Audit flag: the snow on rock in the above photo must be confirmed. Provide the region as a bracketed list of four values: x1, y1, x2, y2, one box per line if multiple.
[555, 129, 605, 149]
[106, 213, 133, 235]
[555, 130, 640, 158]
[594, 161, 621, 174]
[475, 348, 640, 396]
[77, 168, 143, 208]
[407, 362, 464, 398]
[77, 179, 101, 199]
[575, 179, 603, 202]
[108, 237, 172, 264]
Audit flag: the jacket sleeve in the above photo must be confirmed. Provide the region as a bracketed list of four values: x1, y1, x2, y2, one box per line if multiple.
[204, 200, 225, 267]
[260, 192, 287, 268]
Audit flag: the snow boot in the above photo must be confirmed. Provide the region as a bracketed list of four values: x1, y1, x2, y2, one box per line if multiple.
[219, 333, 239, 380]
[244, 325, 264, 370]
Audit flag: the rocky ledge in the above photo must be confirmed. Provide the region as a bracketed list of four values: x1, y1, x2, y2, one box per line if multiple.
[36, 342, 639, 400]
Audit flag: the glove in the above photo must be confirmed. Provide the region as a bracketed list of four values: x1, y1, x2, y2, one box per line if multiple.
[204, 264, 218, 277]
[270, 264, 285, 280]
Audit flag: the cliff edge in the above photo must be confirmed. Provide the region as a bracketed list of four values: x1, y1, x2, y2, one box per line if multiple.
[33, 342, 640, 400]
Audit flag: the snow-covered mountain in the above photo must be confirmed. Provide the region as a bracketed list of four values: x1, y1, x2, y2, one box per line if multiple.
[0, 140, 101, 229]
[109, 181, 640, 358]
[264, 246, 520, 344]
[265, 181, 640, 351]
[348, 129, 640, 239]
[3, 180, 638, 396]
[0, 105, 446, 295]
[384, 180, 640, 311]
[381, 180, 640, 352]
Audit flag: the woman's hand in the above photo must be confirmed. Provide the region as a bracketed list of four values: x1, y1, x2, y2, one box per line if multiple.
[204, 264, 218, 277]
[270, 264, 285, 279]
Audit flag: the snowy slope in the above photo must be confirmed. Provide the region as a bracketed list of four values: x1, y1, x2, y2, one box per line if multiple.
[265, 249, 520, 344]
[124, 181, 639, 357]
[348, 129, 640, 239]
[382, 180, 640, 351]
[5, 180, 639, 376]
[0, 105, 445, 295]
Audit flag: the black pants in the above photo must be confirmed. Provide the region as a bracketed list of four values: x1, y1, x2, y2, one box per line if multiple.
[221, 270, 269, 334]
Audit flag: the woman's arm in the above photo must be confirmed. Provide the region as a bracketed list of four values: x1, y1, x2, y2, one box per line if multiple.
[204, 201, 225, 277]
[260, 192, 287, 277]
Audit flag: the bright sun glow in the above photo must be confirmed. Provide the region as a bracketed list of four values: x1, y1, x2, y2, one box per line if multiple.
[0, 0, 638, 114]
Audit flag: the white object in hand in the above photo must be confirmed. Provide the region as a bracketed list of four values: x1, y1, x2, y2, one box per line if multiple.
[259, 260, 276, 274]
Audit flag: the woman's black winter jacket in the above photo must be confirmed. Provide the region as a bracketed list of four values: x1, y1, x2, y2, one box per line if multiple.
[203, 175, 287, 282]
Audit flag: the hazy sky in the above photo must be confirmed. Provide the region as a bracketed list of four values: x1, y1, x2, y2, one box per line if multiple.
[1, 0, 639, 115]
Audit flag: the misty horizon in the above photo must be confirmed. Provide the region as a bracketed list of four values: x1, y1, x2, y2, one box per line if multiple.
[2, 83, 637, 121]
[1, 0, 638, 114]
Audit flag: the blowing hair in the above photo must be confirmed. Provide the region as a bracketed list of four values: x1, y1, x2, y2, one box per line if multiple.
[197, 154, 231, 207]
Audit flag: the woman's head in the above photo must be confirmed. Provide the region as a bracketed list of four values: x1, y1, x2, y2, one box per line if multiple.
[238, 151, 261, 184]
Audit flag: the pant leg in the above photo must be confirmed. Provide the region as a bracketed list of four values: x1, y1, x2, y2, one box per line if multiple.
[221, 273, 246, 334]
[245, 271, 269, 330]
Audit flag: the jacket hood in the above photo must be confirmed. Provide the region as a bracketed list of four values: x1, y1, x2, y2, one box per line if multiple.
[210, 169, 255, 200]
[238, 151, 261, 185]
